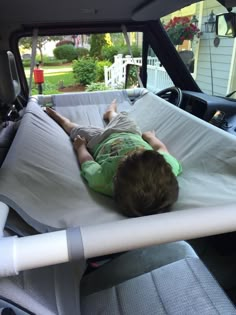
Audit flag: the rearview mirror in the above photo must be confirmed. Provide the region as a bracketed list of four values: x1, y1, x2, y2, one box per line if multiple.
[216, 12, 236, 37]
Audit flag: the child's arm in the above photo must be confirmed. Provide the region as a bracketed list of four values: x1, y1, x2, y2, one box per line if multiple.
[73, 136, 94, 164]
[142, 131, 169, 153]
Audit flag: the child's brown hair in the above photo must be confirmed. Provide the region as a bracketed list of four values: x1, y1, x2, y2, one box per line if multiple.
[113, 150, 179, 217]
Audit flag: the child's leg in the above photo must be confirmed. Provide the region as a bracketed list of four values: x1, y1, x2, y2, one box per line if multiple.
[103, 99, 118, 122]
[46, 107, 78, 135]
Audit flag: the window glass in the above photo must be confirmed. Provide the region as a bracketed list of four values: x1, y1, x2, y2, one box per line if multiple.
[18, 32, 143, 95]
[146, 46, 174, 93]
[162, 0, 236, 98]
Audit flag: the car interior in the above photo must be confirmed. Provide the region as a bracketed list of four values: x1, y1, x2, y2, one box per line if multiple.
[1, 0, 236, 314]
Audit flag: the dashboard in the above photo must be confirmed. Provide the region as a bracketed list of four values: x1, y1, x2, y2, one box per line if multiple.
[181, 91, 236, 135]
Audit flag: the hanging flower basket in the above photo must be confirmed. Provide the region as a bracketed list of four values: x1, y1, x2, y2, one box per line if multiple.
[163, 16, 200, 45]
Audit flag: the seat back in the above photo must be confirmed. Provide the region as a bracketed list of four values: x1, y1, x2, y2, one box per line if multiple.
[0, 51, 21, 107]
[0, 51, 21, 165]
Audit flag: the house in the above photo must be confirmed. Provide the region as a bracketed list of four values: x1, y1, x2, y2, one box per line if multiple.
[163, 0, 236, 97]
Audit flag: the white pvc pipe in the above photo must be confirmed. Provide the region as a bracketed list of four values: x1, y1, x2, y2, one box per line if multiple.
[15, 230, 69, 271]
[0, 202, 9, 237]
[1, 203, 236, 277]
[0, 230, 69, 277]
[80, 204, 236, 258]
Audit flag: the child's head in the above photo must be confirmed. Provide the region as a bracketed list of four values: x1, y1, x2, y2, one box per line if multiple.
[113, 150, 179, 217]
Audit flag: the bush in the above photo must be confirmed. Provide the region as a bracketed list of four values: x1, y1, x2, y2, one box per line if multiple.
[89, 34, 106, 59]
[126, 65, 139, 88]
[86, 82, 111, 92]
[101, 44, 142, 62]
[73, 57, 97, 85]
[22, 59, 31, 67]
[56, 40, 74, 47]
[101, 45, 119, 62]
[76, 47, 89, 58]
[53, 45, 78, 62]
[96, 60, 112, 81]
[119, 44, 142, 57]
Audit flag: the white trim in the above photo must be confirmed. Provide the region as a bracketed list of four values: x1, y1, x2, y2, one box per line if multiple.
[192, 1, 204, 80]
[227, 38, 236, 95]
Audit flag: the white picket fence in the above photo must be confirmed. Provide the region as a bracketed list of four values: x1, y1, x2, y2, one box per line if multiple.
[104, 54, 174, 92]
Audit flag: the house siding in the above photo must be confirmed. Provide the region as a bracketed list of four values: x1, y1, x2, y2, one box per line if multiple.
[195, 0, 235, 96]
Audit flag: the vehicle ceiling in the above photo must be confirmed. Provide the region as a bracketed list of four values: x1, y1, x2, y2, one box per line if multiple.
[1, 0, 236, 40]
[1, 0, 202, 28]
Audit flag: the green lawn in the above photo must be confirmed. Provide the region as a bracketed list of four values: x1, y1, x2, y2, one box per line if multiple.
[24, 65, 77, 95]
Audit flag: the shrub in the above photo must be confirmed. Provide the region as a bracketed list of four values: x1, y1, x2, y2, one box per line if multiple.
[22, 59, 31, 67]
[119, 45, 142, 57]
[86, 82, 111, 92]
[96, 60, 112, 81]
[126, 65, 139, 88]
[56, 40, 74, 47]
[53, 45, 78, 62]
[101, 45, 119, 62]
[101, 44, 142, 62]
[89, 34, 106, 59]
[73, 57, 97, 85]
[76, 47, 89, 58]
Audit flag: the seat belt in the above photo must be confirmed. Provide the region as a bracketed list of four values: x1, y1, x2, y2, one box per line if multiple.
[121, 24, 143, 88]
[28, 28, 38, 96]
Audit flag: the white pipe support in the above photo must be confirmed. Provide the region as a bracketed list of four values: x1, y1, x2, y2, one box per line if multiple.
[0, 202, 9, 237]
[0, 236, 18, 277]
[80, 205, 236, 259]
[0, 230, 69, 277]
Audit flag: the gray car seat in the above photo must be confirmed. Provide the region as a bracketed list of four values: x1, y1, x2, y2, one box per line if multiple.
[0, 51, 22, 165]
[0, 241, 235, 314]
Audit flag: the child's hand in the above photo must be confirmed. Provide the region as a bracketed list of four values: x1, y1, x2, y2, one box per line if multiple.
[142, 130, 156, 141]
[73, 136, 87, 151]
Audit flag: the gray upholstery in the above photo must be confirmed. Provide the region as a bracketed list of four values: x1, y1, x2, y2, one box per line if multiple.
[0, 121, 19, 166]
[0, 241, 234, 314]
[0, 261, 84, 315]
[81, 241, 198, 296]
[0, 51, 21, 105]
[81, 257, 236, 315]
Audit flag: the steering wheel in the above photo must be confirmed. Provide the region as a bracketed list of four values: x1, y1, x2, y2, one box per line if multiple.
[156, 87, 183, 107]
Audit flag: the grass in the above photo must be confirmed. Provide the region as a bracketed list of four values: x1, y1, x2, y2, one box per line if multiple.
[24, 65, 77, 95]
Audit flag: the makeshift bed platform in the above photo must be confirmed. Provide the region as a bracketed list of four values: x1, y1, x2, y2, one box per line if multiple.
[1, 88, 236, 233]
[1, 88, 236, 314]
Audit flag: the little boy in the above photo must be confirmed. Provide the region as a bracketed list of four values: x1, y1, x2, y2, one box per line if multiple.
[46, 99, 182, 217]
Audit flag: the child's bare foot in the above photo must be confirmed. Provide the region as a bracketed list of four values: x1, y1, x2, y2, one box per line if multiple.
[103, 99, 118, 121]
[46, 107, 70, 126]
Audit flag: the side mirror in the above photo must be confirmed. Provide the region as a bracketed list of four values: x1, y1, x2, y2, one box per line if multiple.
[216, 12, 236, 37]
[125, 64, 141, 89]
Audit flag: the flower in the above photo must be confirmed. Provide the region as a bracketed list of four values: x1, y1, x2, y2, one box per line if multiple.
[163, 16, 200, 45]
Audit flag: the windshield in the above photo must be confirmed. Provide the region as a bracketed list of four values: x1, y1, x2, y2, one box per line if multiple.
[19, 33, 143, 96]
[162, 0, 236, 98]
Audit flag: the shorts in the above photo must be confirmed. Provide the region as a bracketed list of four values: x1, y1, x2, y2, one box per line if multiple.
[70, 112, 141, 150]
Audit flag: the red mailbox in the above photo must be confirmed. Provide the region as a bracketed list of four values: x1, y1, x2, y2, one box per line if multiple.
[33, 67, 44, 84]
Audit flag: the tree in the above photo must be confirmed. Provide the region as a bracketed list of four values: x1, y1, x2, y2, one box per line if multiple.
[89, 34, 106, 60]
[19, 36, 62, 63]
